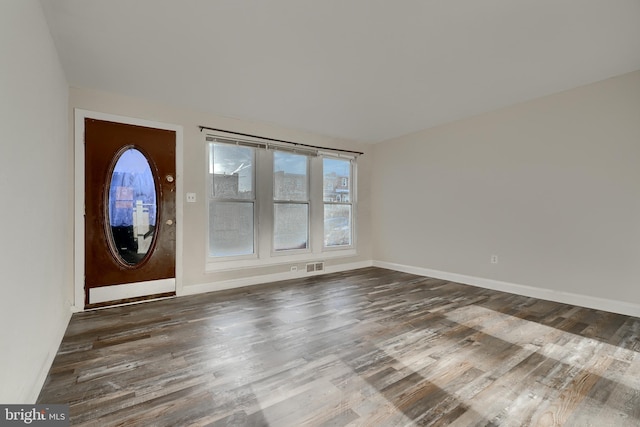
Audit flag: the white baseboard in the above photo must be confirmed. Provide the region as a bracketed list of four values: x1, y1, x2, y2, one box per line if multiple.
[180, 260, 373, 296]
[373, 260, 640, 318]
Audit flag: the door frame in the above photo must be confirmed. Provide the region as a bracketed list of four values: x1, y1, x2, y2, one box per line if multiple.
[74, 109, 184, 311]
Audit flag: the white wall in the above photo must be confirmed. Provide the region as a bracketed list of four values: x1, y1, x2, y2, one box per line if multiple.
[69, 87, 373, 296]
[372, 70, 640, 315]
[0, 1, 72, 403]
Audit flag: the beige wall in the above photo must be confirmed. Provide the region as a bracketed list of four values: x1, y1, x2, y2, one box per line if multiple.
[70, 87, 373, 292]
[372, 70, 640, 307]
[0, 1, 71, 402]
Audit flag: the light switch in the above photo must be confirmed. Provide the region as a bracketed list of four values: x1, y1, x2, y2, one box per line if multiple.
[186, 193, 197, 203]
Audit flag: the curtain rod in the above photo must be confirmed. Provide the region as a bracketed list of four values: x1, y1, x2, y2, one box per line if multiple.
[199, 126, 364, 156]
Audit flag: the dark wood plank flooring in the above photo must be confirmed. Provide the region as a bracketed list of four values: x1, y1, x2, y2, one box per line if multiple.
[38, 267, 640, 426]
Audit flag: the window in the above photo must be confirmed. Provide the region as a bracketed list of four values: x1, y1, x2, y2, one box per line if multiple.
[108, 148, 157, 266]
[208, 143, 255, 257]
[323, 158, 353, 247]
[273, 152, 309, 251]
[206, 135, 357, 268]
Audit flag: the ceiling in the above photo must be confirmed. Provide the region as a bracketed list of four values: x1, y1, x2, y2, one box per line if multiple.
[40, 0, 640, 143]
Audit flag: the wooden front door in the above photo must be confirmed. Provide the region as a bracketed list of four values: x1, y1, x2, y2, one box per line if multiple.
[84, 118, 176, 308]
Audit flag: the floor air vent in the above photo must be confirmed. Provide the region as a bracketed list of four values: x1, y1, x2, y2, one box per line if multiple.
[306, 262, 325, 273]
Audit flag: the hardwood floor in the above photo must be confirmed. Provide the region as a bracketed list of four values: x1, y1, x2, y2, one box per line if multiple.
[38, 267, 640, 426]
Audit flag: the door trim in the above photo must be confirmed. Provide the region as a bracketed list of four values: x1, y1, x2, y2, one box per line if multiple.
[74, 109, 184, 311]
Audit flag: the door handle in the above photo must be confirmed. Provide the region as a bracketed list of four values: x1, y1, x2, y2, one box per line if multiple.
[166, 219, 174, 226]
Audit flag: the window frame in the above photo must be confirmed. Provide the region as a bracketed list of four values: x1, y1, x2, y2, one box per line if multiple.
[272, 151, 311, 255]
[206, 141, 258, 262]
[322, 156, 356, 251]
[205, 135, 357, 272]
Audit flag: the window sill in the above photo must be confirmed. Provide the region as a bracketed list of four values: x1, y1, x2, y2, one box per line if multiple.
[205, 248, 357, 273]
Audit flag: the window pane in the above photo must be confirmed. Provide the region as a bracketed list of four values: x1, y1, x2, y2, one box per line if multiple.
[209, 201, 254, 257]
[274, 203, 308, 251]
[108, 148, 157, 265]
[274, 151, 308, 201]
[323, 158, 351, 202]
[211, 143, 254, 199]
[324, 204, 352, 247]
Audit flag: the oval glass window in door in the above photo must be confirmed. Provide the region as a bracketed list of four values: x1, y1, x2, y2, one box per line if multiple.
[107, 148, 157, 266]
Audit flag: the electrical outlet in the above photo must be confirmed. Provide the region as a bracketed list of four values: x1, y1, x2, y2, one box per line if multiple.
[186, 193, 197, 203]
[491, 255, 498, 264]
[290, 265, 298, 272]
